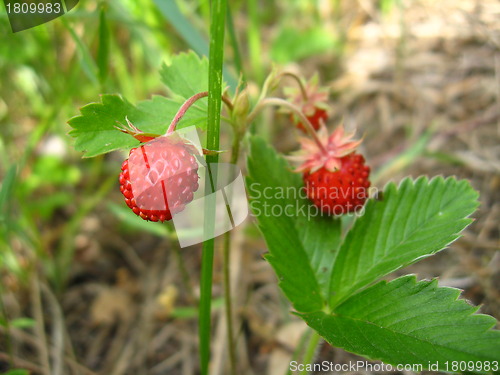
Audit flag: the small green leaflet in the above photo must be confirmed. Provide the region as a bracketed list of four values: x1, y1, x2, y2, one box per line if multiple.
[68, 52, 209, 157]
[301, 275, 500, 372]
[160, 51, 209, 101]
[328, 176, 479, 307]
[246, 136, 341, 312]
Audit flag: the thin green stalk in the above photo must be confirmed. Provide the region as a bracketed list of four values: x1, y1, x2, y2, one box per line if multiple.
[199, 0, 227, 374]
[286, 329, 312, 375]
[300, 331, 322, 375]
[222, 131, 241, 375]
[222, 231, 237, 375]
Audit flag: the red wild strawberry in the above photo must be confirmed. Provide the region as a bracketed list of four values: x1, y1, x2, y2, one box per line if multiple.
[285, 75, 329, 132]
[119, 134, 199, 222]
[290, 125, 371, 216]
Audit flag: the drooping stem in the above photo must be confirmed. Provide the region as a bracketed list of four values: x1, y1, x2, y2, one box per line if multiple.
[246, 97, 328, 154]
[280, 71, 308, 101]
[166, 91, 208, 135]
[166, 91, 233, 135]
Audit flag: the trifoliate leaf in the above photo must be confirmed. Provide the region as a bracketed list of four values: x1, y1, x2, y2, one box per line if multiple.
[302, 275, 500, 372]
[328, 176, 479, 307]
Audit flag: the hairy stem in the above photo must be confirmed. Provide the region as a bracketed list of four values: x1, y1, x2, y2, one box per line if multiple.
[247, 97, 327, 154]
[300, 331, 322, 375]
[280, 71, 308, 101]
[166, 91, 208, 135]
[166, 92, 233, 135]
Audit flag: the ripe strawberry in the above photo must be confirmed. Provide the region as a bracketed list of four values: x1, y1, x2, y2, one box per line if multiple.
[119, 135, 199, 222]
[285, 75, 329, 132]
[303, 153, 370, 215]
[290, 125, 370, 215]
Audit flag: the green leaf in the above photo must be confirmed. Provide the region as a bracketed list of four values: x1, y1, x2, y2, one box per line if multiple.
[68, 95, 143, 157]
[160, 51, 209, 102]
[301, 275, 500, 372]
[68, 94, 205, 157]
[246, 136, 341, 312]
[329, 176, 479, 307]
[69, 52, 212, 157]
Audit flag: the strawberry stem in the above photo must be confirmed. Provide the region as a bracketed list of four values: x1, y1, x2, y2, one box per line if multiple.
[166, 92, 234, 135]
[247, 97, 328, 155]
[166, 91, 209, 135]
[280, 71, 308, 101]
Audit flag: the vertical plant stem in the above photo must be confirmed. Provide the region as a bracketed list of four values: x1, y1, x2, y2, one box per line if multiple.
[199, 0, 227, 374]
[300, 331, 322, 375]
[222, 132, 241, 375]
[222, 231, 237, 375]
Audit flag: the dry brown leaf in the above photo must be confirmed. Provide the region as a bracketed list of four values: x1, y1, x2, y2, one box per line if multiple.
[90, 287, 134, 325]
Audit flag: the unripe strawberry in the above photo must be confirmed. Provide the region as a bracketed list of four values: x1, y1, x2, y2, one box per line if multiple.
[119, 135, 199, 222]
[290, 124, 371, 215]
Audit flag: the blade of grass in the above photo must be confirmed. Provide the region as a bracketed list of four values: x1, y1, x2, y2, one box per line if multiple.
[152, 0, 237, 91]
[97, 4, 110, 87]
[60, 17, 99, 85]
[199, 0, 227, 374]
[247, 0, 263, 84]
[152, 0, 209, 56]
[226, 3, 245, 82]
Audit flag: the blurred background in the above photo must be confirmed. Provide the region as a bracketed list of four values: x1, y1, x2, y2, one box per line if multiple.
[0, 0, 499, 374]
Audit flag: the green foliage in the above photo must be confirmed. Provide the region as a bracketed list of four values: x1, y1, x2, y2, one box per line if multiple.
[271, 27, 340, 63]
[246, 136, 341, 312]
[199, 3, 228, 374]
[152, 0, 209, 56]
[160, 51, 209, 101]
[0, 166, 16, 221]
[329, 176, 479, 307]
[2, 370, 30, 375]
[68, 52, 210, 157]
[302, 276, 500, 371]
[246, 135, 499, 370]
